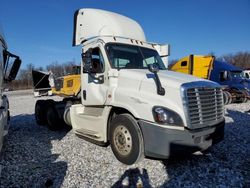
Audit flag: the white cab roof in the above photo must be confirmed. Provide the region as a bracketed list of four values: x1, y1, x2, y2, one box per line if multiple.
[73, 8, 146, 46]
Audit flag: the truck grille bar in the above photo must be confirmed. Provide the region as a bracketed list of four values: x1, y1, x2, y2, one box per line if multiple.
[182, 82, 224, 129]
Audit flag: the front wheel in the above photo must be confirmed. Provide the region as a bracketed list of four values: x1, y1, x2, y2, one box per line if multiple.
[110, 114, 144, 165]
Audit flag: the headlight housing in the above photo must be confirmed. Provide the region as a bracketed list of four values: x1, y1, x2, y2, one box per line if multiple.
[152, 106, 184, 126]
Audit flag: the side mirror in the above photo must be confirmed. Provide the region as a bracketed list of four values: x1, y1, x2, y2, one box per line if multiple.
[5, 58, 21, 82]
[82, 49, 92, 73]
[148, 63, 159, 73]
[220, 71, 228, 81]
[222, 71, 228, 80]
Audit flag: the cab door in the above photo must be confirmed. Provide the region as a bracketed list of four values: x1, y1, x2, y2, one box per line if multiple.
[81, 43, 108, 106]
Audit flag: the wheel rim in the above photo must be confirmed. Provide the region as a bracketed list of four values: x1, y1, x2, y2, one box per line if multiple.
[113, 125, 132, 156]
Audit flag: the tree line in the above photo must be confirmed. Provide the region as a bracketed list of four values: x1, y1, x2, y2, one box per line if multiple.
[6, 51, 250, 90]
[216, 51, 250, 69]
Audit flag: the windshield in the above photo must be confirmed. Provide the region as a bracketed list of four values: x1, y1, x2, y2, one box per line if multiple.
[105, 43, 166, 70]
[230, 71, 244, 78]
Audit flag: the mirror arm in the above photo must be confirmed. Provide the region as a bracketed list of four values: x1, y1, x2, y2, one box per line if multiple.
[154, 72, 165, 96]
[148, 64, 165, 96]
[5, 50, 20, 59]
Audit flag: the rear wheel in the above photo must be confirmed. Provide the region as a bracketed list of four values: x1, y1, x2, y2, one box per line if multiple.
[242, 90, 249, 103]
[35, 100, 49, 125]
[47, 105, 61, 131]
[110, 113, 144, 165]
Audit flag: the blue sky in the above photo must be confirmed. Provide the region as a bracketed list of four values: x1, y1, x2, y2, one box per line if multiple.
[0, 0, 249, 69]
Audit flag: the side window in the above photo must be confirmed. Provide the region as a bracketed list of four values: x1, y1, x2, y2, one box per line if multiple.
[219, 72, 224, 81]
[91, 48, 104, 73]
[143, 57, 156, 67]
[245, 73, 249, 79]
[181, 61, 187, 66]
[219, 71, 228, 82]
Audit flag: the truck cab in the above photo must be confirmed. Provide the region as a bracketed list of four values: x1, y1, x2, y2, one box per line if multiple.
[210, 60, 250, 96]
[0, 31, 21, 151]
[36, 9, 225, 165]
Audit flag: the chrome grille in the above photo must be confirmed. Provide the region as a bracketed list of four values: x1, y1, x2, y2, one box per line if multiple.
[185, 87, 224, 128]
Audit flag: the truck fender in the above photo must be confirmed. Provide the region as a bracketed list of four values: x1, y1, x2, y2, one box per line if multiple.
[107, 106, 140, 142]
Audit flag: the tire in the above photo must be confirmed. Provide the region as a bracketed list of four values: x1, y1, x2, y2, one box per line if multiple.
[223, 91, 228, 105]
[223, 91, 232, 105]
[242, 90, 249, 103]
[46, 105, 61, 131]
[110, 113, 144, 165]
[35, 100, 49, 125]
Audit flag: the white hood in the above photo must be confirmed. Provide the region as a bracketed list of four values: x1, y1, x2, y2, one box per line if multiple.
[113, 69, 215, 125]
[117, 69, 209, 91]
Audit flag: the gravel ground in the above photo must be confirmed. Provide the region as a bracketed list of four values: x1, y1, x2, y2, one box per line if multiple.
[0, 90, 249, 187]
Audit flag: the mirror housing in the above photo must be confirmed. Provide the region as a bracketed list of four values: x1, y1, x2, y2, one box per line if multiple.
[220, 71, 228, 82]
[222, 71, 228, 80]
[82, 49, 92, 73]
[4, 58, 21, 82]
[148, 63, 159, 73]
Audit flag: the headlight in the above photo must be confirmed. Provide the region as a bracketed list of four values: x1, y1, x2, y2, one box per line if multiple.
[152, 106, 184, 126]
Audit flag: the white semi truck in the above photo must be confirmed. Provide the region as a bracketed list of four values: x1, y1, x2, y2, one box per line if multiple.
[0, 31, 21, 151]
[35, 9, 225, 165]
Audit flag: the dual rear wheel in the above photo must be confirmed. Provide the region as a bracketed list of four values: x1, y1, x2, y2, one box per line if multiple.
[35, 100, 62, 131]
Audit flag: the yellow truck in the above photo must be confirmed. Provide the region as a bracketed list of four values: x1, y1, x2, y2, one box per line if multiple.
[32, 66, 81, 98]
[170, 55, 214, 79]
[51, 66, 81, 97]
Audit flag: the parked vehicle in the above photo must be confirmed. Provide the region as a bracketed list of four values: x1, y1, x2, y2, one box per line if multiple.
[32, 66, 81, 98]
[170, 55, 250, 104]
[35, 9, 225, 165]
[0, 31, 21, 151]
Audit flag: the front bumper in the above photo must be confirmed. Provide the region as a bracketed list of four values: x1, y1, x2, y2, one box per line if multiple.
[139, 119, 225, 159]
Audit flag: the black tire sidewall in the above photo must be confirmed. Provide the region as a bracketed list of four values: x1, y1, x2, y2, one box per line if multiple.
[47, 106, 60, 131]
[35, 100, 48, 125]
[110, 114, 144, 165]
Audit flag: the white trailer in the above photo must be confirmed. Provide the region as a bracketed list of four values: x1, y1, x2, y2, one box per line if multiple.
[35, 9, 225, 165]
[0, 31, 21, 151]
